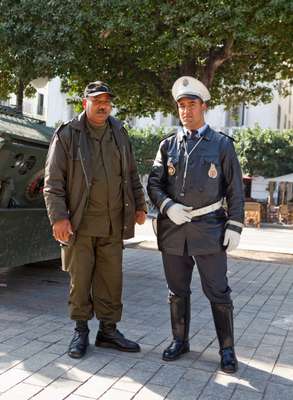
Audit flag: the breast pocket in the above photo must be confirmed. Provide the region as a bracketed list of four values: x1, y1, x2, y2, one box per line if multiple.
[200, 156, 221, 189]
[166, 155, 179, 181]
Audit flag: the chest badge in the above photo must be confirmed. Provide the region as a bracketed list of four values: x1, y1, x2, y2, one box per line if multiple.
[208, 162, 218, 178]
[168, 162, 176, 176]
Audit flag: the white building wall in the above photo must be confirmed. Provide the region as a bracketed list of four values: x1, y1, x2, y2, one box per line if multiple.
[4, 77, 75, 128]
[3, 77, 292, 131]
[45, 78, 74, 127]
[244, 99, 278, 129]
[206, 105, 226, 131]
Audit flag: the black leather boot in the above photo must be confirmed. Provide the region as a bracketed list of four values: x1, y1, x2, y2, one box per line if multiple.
[211, 303, 238, 373]
[162, 294, 190, 361]
[68, 320, 89, 359]
[95, 321, 140, 352]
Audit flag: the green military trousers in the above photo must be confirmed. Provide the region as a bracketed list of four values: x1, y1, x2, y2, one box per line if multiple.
[67, 232, 123, 322]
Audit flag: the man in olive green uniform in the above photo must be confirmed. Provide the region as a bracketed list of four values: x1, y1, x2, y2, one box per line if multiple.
[44, 81, 147, 358]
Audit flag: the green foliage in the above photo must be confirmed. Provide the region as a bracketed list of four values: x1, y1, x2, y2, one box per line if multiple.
[59, 0, 293, 117]
[0, 1, 292, 116]
[0, 0, 79, 107]
[128, 126, 293, 178]
[127, 126, 170, 175]
[234, 127, 293, 177]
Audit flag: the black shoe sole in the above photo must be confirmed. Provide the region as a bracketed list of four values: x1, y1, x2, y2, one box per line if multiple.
[162, 347, 190, 361]
[95, 340, 141, 353]
[68, 350, 87, 359]
[221, 361, 238, 374]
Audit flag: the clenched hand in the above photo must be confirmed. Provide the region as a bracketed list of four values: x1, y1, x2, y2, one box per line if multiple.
[53, 219, 73, 243]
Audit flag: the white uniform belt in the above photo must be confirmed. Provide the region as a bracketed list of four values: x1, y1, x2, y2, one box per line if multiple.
[189, 199, 223, 218]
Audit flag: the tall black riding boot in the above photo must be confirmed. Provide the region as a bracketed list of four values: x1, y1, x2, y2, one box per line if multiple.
[211, 303, 238, 373]
[95, 321, 140, 352]
[162, 294, 190, 361]
[68, 320, 89, 359]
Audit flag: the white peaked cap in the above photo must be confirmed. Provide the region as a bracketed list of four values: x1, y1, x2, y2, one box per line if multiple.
[172, 76, 211, 102]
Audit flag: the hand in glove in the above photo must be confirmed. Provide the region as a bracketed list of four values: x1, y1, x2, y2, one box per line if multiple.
[223, 229, 241, 251]
[166, 203, 193, 225]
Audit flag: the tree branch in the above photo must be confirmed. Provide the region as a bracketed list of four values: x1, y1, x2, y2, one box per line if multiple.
[201, 38, 234, 88]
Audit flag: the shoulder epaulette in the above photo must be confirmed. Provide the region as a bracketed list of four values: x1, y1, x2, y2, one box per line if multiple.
[54, 121, 70, 135]
[219, 131, 235, 141]
[159, 129, 177, 142]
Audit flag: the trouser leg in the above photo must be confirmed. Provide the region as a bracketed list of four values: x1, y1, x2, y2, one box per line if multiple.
[161, 251, 194, 361]
[194, 251, 231, 304]
[92, 235, 123, 323]
[162, 251, 194, 297]
[92, 236, 140, 352]
[195, 251, 237, 373]
[67, 234, 96, 321]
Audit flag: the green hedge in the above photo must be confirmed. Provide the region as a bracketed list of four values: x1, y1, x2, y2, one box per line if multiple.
[234, 127, 293, 178]
[128, 126, 171, 175]
[128, 125, 293, 178]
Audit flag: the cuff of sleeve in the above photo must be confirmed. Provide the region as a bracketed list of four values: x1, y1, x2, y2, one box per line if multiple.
[226, 219, 243, 234]
[160, 197, 174, 215]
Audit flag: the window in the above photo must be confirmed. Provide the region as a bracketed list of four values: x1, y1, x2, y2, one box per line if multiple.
[37, 93, 44, 115]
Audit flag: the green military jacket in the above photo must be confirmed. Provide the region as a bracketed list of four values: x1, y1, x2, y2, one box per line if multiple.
[44, 111, 146, 241]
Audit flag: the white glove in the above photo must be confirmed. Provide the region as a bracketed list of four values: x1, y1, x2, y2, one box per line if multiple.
[223, 229, 241, 251]
[166, 203, 193, 225]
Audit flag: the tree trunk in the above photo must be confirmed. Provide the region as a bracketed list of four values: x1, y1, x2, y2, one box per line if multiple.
[201, 38, 234, 89]
[16, 79, 24, 114]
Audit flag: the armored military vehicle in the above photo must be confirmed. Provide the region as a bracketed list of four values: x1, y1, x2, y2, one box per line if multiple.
[0, 106, 59, 268]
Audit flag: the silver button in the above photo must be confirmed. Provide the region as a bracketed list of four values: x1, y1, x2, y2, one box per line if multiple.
[125, 203, 129, 206]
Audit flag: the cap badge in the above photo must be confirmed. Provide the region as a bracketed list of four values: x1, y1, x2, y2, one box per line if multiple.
[208, 163, 218, 178]
[168, 162, 176, 176]
[182, 78, 189, 87]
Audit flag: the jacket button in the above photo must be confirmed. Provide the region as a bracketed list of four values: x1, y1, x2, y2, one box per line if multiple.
[124, 225, 127, 229]
[124, 179, 127, 184]
[125, 203, 129, 206]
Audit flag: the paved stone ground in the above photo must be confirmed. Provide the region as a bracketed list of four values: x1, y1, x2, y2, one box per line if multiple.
[0, 249, 293, 399]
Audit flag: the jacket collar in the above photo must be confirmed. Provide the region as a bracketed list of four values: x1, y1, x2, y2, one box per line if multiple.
[177, 124, 213, 142]
[70, 111, 123, 132]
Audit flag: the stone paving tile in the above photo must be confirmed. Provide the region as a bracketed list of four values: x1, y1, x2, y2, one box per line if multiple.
[133, 384, 170, 400]
[271, 365, 293, 385]
[230, 386, 263, 400]
[30, 381, 81, 400]
[15, 351, 59, 372]
[0, 382, 42, 400]
[112, 368, 156, 393]
[197, 376, 235, 400]
[0, 368, 32, 392]
[1, 250, 293, 399]
[0, 354, 23, 373]
[99, 388, 135, 399]
[9, 339, 51, 358]
[24, 363, 70, 387]
[66, 395, 95, 400]
[263, 381, 293, 400]
[74, 374, 118, 398]
[62, 354, 114, 382]
[97, 357, 138, 379]
[45, 342, 67, 355]
[149, 365, 185, 387]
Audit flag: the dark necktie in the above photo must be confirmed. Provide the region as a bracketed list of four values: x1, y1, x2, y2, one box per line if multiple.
[186, 130, 198, 152]
[190, 130, 198, 140]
